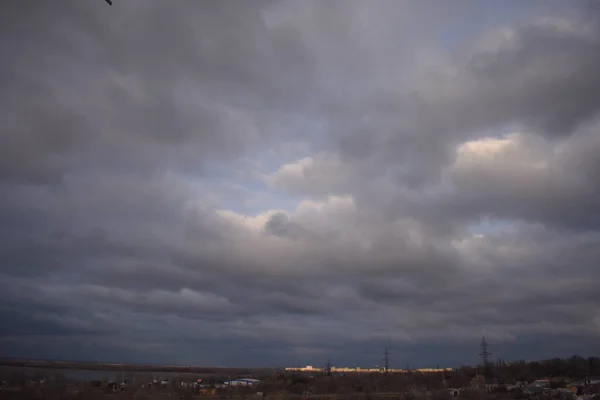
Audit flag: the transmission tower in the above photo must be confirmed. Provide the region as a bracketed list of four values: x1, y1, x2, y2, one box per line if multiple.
[325, 359, 332, 376]
[479, 337, 491, 366]
[383, 347, 390, 373]
[478, 337, 492, 380]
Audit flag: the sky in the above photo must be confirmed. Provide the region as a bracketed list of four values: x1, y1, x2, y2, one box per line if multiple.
[1, 0, 600, 369]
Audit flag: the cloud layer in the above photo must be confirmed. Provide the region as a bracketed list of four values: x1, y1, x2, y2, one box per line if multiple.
[1, 0, 600, 368]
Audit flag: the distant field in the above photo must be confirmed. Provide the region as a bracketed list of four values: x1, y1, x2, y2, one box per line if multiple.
[0, 358, 277, 375]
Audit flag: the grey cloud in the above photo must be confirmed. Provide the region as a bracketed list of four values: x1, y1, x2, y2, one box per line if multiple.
[263, 212, 315, 241]
[0, 0, 309, 184]
[1, 0, 600, 367]
[412, 129, 600, 232]
[453, 19, 600, 137]
[322, 15, 600, 188]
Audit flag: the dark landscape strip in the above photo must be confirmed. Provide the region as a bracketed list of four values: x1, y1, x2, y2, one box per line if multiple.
[0, 359, 278, 374]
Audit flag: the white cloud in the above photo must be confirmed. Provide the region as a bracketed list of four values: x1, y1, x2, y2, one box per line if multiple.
[455, 133, 550, 167]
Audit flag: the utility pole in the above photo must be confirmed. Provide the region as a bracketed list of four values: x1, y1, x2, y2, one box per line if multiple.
[383, 347, 390, 374]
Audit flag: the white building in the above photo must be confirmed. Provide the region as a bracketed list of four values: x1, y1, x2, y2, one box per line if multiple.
[224, 378, 261, 387]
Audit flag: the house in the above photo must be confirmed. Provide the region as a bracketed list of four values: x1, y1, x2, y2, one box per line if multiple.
[583, 377, 600, 386]
[531, 379, 551, 388]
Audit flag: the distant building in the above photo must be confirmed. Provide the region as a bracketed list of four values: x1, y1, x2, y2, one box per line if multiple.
[224, 379, 261, 387]
[284, 365, 451, 373]
[530, 379, 551, 388]
[583, 377, 600, 386]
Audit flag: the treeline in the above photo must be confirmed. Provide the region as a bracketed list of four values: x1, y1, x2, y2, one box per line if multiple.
[456, 355, 600, 382]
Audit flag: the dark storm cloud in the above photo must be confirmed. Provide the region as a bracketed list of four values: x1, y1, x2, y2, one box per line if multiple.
[1, 0, 600, 367]
[322, 15, 600, 187]
[0, 0, 313, 183]
[453, 19, 600, 137]
[403, 128, 600, 232]
[263, 212, 315, 241]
